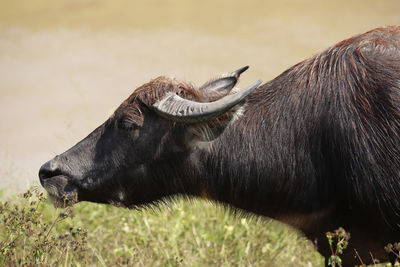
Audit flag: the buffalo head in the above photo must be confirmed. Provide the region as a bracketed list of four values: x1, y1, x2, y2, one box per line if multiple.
[39, 67, 261, 207]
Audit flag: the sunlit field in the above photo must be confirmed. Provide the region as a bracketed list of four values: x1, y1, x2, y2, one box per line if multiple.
[1, 1, 400, 266]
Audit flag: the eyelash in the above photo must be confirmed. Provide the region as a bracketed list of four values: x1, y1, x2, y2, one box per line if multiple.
[118, 120, 139, 131]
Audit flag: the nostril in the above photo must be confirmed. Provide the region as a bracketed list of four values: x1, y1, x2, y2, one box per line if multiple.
[39, 169, 54, 180]
[38, 160, 62, 182]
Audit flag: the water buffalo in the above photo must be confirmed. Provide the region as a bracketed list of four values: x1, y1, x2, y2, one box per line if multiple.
[39, 26, 400, 265]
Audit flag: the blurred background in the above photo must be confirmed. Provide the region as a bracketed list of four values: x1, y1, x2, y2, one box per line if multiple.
[0, 0, 399, 191]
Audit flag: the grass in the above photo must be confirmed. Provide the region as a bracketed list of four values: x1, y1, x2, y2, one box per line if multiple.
[0, 189, 324, 266]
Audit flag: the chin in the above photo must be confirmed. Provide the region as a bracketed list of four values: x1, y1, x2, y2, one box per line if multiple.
[40, 175, 79, 208]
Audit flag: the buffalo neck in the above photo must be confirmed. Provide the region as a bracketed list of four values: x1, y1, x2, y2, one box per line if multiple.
[190, 77, 337, 221]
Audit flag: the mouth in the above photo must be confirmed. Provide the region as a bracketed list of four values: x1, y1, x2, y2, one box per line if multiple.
[40, 175, 79, 208]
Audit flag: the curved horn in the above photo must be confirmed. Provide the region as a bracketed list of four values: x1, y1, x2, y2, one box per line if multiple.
[153, 79, 262, 123]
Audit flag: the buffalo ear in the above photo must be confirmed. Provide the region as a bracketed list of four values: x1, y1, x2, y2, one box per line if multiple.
[199, 66, 249, 101]
[185, 104, 244, 146]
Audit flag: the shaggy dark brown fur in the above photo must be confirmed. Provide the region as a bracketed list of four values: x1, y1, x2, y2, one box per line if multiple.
[204, 26, 400, 264]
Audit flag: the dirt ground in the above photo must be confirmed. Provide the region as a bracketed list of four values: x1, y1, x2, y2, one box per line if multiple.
[0, 0, 399, 192]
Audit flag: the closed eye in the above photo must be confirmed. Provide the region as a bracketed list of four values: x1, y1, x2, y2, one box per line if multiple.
[118, 120, 139, 131]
